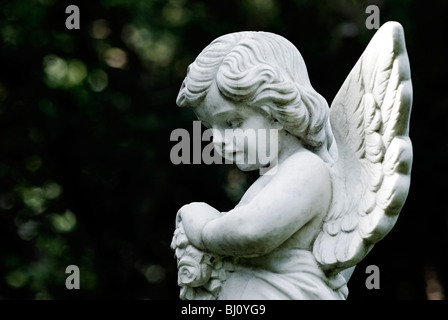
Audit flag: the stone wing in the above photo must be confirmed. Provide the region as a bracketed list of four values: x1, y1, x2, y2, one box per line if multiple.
[313, 22, 413, 275]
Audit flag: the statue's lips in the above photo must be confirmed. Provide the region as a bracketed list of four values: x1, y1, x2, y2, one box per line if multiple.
[217, 146, 241, 157]
[223, 150, 243, 162]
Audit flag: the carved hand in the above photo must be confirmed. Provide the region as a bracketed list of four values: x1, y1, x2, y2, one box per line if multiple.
[177, 202, 221, 250]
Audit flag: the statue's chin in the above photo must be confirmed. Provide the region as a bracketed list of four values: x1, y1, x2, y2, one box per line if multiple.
[235, 162, 270, 172]
[234, 163, 257, 171]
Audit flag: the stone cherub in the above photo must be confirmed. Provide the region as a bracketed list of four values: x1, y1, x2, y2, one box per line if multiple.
[171, 22, 412, 299]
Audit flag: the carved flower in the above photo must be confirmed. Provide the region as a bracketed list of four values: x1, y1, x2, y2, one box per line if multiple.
[178, 255, 212, 287]
[171, 225, 189, 252]
[204, 278, 222, 296]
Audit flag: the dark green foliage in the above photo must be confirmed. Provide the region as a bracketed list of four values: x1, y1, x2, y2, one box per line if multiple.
[0, 0, 446, 299]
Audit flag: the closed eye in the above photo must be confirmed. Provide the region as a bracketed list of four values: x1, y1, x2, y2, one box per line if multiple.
[226, 119, 243, 128]
[201, 121, 211, 128]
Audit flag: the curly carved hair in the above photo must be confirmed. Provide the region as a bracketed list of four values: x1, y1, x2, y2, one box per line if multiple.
[176, 31, 335, 159]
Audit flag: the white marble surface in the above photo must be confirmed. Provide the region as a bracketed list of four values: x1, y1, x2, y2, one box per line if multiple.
[171, 21, 412, 300]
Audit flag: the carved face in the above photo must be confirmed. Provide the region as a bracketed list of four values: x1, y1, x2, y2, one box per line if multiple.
[194, 82, 281, 172]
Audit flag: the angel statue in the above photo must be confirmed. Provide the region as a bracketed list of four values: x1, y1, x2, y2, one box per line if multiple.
[171, 21, 412, 300]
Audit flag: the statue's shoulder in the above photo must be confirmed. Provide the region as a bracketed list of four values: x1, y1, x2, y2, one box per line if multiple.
[280, 150, 329, 176]
[274, 150, 331, 193]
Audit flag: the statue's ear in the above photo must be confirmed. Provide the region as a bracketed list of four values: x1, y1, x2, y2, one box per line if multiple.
[272, 120, 284, 130]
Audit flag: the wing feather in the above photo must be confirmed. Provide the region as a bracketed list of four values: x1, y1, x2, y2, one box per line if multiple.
[313, 22, 413, 275]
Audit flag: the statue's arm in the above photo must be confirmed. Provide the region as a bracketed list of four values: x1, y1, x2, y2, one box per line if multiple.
[200, 153, 331, 257]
